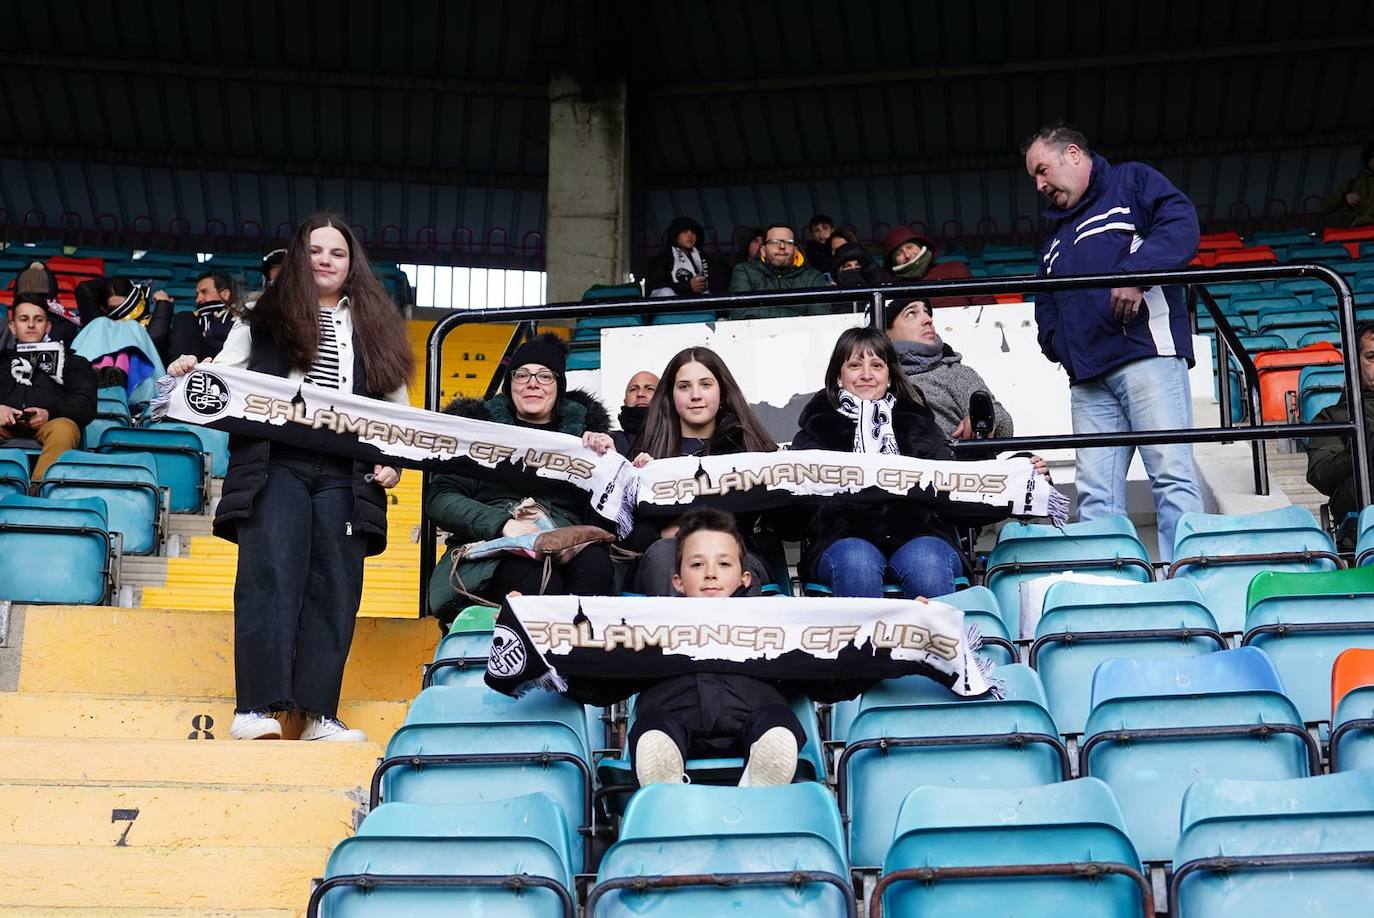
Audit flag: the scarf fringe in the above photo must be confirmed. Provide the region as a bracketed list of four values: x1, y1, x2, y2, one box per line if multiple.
[965, 622, 1005, 700]
[615, 471, 639, 540]
[510, 667, 568, 697]
[147, 373, 177, 423]
[1046, 486, 1070, 528]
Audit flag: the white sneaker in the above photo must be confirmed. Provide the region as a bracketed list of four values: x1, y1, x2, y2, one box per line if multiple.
[739, 726, 798, 787]
[634, 729, 687, 786]
[230, 710, 282, 740]
[300, 715, 366, 742]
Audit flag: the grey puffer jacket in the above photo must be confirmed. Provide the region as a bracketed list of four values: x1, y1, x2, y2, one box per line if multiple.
[898, 343, 1014, 438]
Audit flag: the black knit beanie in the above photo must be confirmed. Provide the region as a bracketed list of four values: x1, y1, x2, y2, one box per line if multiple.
[507, 333, 568, 392]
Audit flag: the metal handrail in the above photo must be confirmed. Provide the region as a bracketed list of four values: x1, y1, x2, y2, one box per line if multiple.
[418, 263, 1369, 616]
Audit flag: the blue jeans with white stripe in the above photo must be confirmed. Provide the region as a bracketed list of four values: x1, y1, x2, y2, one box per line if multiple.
[1070, 355, 1202, 561]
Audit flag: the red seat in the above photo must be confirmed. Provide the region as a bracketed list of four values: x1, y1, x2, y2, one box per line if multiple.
[1198, 231, 1245, 251]
[46, 255, 104, 279]
[1212, 246, 1279, 266]
[1322, 227, 1374, 259]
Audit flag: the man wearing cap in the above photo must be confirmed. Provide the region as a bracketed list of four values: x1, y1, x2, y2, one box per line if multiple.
[1022, 121, 1201, 559]
[0, 297, 97, 478]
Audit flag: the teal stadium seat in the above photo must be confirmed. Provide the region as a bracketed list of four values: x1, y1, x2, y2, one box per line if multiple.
[312, 796, 575, 918]
[1297, 364, 1345, 422]
[423, 629, 493, 687]
[983, 516, 1155, 622]
[1171, 771, 1374, 918]
[835, 664, 1069, 869]
[1030, 578, 1225, 735]
[1228, 293, 1304, 318]
[372, 685, 594, 871]
[0, 494, 111, 604]
[932, 585, 1016, 665]
[650, 310, 716, 325]
[1168, 506, 1340, 633]
[111, 263, 175, 281]
[96, 426, 206, 512]
[38, 450, 163, 555]
[1080, 647, 1318, 862]
[587, 782, 851, 917]
[0, 448, 30, 498]
[1241, 567, 1374, 725]
[144, 421, 230, 478]
[1356, 505, 1374, 567]
[1286, 242, 1352, 263]
[876, 779, 1149, 917]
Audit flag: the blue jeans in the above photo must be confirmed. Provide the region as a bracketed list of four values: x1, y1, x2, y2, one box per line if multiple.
[1070, 356, 1202, 560]
[816, 536, 961, 599]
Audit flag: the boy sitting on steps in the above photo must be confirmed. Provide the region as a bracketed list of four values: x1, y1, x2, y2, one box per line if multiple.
[630, 508, 806, 787]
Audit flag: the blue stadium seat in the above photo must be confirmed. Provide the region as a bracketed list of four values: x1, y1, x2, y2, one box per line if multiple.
[111, 263, 175, 281]
[836, 664, 1068, 869]
[1030, 578, 1225, 735]
[1233, 332, 1287, 353]
[1297, 364, 1346, 422]
[143, 421, 230, 478]
[0, 448, 30, 499]
[1332, 689, 1374, 772]
[0, 494, 112, 604]
[572, 315, 640, 341]
[1228, 293, 1305, 318]
[932, 585, 1016, 665]
[1286, 242, 1352, 263]
[1272, 277, 1334, 300]
[138, 250, 201, 267]
[1241, 568, 1374, 725]
[984, 517, 1155, 623]
[1171, 771, 1374, 918]
[314, 796, 575, 918]
[1356, 505, 1374, 567]
[38, 450, 163, 555]
[877, 779, 1149, 917]
[95, 396, 132, 424]
[1169, 506, 1340, 633]
[423, 628, 493, 687]
[1297, 326, 1343, 347]
[372, 685, 593, 871]
[649, 310, 716, 325]
[1080, 647, 1318, 862]
[96, 426, 206, 513]
[566, 350, 600, 371]
[588, 782, 851, 917]
[96, 385, 129, 407]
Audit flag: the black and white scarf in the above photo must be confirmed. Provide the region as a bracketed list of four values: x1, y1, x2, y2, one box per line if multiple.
[671, 245, 706, 285]
[152, 366, 1068, 533]
[485, 594, 995, 704]
[837, 390, 899, 454]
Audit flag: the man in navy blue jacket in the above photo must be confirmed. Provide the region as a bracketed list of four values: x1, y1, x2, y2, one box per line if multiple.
[1023, 122, 1202, 559]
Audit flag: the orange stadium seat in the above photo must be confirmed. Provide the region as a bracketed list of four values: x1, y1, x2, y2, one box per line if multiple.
[1332, 647, 1374, 716]
[1324, 227, 1374, 260]
[1212, 245, 1279, 267]
[1255, 342, 1343, 422]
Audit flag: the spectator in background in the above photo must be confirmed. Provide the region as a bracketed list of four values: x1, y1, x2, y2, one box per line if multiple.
[827, 226, 861, 260]
[646, 217, 729, 298]
[728, 223, 830, 318]
[13, 262, 80, 345]
[169, 271, 241, 360]
[612, 369, 658, 455]
[831, 240, 892, 289]
[262, 248, 286, 285]
[805, 213, 836, 275]
[735, 227, 765, 266]
[1321, 142, 1374, 228]
[0, 298, 96, 478]
[98, 277, 174, 360]
[1307, 321, 1374, 541]
[883, 226, 992, 309]
[884, 299, 1013, 438]
[1023, 121, 1201, 559]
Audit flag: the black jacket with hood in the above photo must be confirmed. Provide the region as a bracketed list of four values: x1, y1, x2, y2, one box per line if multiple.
[644, 217, 730, 298]
[0, 344, 97, 427]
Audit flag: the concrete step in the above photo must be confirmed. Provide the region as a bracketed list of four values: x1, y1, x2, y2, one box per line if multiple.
[0, 782, 362, 848]
[16, 607, 436, 700]
[0, 736, 380, 789]
[0, 692, 410, 742]
[0, 844, 325, 910]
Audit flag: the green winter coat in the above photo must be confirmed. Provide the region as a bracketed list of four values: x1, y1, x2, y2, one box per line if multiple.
[727, 257, 831, 319]
[1322, 168, 1374, 228]
[424, 389, 612, 620]
[1306, 390, 1374, 525]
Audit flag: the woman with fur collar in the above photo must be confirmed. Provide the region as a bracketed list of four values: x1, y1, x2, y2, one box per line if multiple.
[423, 333, 616, 625]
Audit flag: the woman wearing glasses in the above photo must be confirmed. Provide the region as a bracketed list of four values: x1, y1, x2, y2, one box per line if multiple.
[424, 333, 617, 624]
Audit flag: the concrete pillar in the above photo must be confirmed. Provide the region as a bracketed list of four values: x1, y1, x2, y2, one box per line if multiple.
[544, 74, 630, 305]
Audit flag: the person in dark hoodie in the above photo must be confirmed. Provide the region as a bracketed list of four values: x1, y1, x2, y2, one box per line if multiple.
[625, 346, 779, 594]
[612, 369, 658, 455]
[791, 327, 1044, 598]
[1022, 121, 1201, 560]
[424, 333, 617, 624]
[831, 240, 893, 289]
[0, 297, 96, 478]
[646, 217, 729, 298]
[883, 226, 993, 309]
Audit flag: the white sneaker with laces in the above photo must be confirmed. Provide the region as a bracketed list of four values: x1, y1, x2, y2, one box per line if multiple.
[230, 710, 282, 740]
[634, 729, 687, 786]
[300, 715, 366, 742]
[738, 726, 798, 787]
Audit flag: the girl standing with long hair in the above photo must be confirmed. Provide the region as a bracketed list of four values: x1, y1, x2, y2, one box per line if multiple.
[168, 213, 414, 741]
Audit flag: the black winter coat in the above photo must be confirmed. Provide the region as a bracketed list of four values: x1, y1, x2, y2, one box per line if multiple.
[644, 248, 730, 298]
[212, 323, 393, 556]
[789, 390, 962, 579]
[0, 346, 97, 427]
